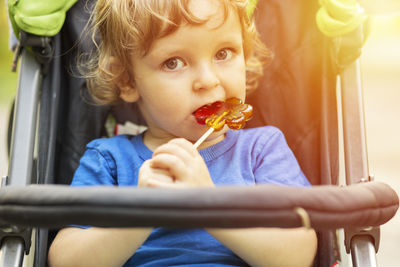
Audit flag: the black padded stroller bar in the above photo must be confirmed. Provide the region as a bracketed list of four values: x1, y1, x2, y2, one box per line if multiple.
[0, 181, 397, 230]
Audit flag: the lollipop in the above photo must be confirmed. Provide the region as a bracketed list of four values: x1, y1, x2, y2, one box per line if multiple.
[193, 97, 253, 148]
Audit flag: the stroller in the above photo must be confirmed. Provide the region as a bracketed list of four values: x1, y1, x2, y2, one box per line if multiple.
[2, 0, 399, 266]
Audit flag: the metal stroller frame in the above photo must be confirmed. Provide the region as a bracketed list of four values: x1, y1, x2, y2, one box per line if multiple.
[1, 1, 398, 266]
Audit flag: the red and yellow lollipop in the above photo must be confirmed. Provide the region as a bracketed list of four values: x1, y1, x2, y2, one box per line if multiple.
[193, 97, 253, 148]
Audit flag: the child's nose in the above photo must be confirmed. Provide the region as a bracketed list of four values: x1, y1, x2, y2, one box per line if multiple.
[192, 63, 220, 91]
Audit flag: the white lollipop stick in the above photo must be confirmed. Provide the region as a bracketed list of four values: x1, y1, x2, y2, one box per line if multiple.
[193, 111, 228, 149]
[193, 127, 215, 149]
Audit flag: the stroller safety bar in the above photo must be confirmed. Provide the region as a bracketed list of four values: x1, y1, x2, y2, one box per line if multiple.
[0, 181, 397, 230]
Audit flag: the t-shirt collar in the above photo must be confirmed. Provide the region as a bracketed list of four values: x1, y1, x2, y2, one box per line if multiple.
[130, 130, 238, 162]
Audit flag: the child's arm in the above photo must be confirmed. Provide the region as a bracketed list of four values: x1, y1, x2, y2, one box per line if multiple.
[48, 141, 157, 267]
[206, 227, 317, 267]
[48, 226, 153, 267]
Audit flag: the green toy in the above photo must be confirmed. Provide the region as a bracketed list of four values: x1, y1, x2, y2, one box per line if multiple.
[8, 0, 78, 38]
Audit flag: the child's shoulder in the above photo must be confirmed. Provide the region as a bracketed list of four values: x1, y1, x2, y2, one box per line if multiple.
[86, 134, 135, 153]
[239, 125, 285, 141]
[226, 126, 287, 152]
[243, 125, 283, 135]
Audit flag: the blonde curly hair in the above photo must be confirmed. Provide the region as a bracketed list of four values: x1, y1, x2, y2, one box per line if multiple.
[84, 0, 271, 105]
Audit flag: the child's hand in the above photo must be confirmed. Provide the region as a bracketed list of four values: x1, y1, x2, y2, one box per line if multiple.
[138, 138, 214, 188]
[138, 160, 175, 188]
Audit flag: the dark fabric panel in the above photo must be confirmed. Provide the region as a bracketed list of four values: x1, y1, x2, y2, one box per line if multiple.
[54, 0, 110, 186]
[35, 2, 108, 265]
[246, 2, 340, 265]
[247, 0, 339, 187]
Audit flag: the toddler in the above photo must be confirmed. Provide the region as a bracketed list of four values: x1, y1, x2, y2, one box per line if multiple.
[48, 0, 317, 266]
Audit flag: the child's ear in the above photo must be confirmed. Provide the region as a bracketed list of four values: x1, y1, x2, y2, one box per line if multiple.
[108, 57, 139, 103]
[119, 85, 139, 103]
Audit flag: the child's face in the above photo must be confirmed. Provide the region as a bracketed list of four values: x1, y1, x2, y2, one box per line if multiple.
[122, 0, 246, 147]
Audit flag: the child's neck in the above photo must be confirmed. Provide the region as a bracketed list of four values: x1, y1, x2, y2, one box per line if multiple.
[142, 130, 226, 151]
[196, 133, 226, 150]
[142, 131, 171, 151]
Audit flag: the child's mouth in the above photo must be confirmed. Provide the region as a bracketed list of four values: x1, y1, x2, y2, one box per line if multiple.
[192, 98, 253, 131]
[193, 101, 224, 125]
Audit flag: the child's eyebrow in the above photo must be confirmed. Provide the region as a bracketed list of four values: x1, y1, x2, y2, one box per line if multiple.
[144, 28, 243, 59]
[217, 36, 244, 46]
[148, 39, 242, 61]
[145, 46, 183, 60]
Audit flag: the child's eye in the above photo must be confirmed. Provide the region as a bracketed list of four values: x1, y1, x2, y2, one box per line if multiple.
[162, 58, 185, 71]
[215, 49, 233, 61]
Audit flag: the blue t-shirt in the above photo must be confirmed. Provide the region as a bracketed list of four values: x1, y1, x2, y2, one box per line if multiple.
[71, 126, 310, 266]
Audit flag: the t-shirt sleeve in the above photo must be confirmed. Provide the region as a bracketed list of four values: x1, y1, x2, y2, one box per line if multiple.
[69, 144, 117, 229]
[253, 128, 310, 187]
[71, 145, 117, 186]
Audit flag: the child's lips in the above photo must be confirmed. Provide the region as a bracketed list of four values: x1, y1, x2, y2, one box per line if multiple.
[193, 101, 224, 125]
[192, 97, 253, 131]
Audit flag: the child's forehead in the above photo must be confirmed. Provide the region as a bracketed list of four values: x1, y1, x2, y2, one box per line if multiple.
[188, 0, 224, 20]
[177, 1, 231, 30]
[160, 0, 233, 26]
[147, 12, 243, 56]
[137, 0, 240, 54]
[139, 26, 241, 68]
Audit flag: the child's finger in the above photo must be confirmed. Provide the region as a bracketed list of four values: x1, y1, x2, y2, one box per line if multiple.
[153, 138, 197, 159]
[138, 160, 174, 188]
[141, 174, 173, 188]
[153, 142, 193, 164]
[145, 178, 179, 188]
[150, 154, 186, 179]
[168, 138, 198, 156]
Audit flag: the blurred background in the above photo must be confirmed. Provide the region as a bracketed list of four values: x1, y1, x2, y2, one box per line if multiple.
[359, 13, 400, 267]
[0, 1, 399, 266]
